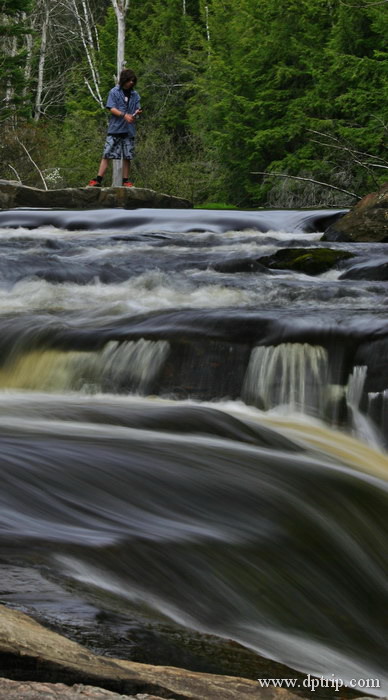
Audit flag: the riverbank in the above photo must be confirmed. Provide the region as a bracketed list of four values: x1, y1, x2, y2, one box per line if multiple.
[0, 602, 366, 699]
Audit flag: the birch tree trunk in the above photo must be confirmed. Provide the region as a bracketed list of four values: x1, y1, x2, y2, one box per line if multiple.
[111, 0, 129, 186]
[34, 2, 49, 121]
[72, 0, 104, 107]
[5, 35, 18, 112]
[23, 30, 33, 100]
[111, 0, 129, 80]
[204, 3, 211, 48]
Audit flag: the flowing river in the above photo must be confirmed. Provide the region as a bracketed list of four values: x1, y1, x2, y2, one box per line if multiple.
[0, 206, 388, 690]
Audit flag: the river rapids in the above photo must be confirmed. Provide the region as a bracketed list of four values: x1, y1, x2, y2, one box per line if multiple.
[0, 206, 388, 690]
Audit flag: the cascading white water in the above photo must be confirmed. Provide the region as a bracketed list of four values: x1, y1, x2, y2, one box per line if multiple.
[368, 389, 388, 438]
[344, 365, 383, 448]
[242, 343, 329, 415]
[242, 344, 384, 444]
[99, 339, 170, 393]
[346, 365, 367, 409]
[0, 338, 170, 394]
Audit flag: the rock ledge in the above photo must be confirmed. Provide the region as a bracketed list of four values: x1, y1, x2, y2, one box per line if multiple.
[0, 180, 192, 210]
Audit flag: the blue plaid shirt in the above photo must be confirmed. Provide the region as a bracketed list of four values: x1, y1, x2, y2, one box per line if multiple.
[106, 86, 141, 137]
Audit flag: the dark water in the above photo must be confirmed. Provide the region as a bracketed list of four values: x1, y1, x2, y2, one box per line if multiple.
[0, 207, 388, 690]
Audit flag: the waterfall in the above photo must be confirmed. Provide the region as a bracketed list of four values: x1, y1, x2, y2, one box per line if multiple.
[345, 366, 383, 448]
[0, 339, 170, 394]
[242, 343, 329, 416]
[242, 344, 385, 446]
[346, 365, 367, 409]
[367, 389, 388, 447]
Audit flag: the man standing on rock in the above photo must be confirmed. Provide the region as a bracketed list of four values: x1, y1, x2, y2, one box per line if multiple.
[88, 69, 142, 188]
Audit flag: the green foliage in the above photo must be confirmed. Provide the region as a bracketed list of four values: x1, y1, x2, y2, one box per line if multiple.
[0, 0, 31, 18]
[44, 116, 107, 187]
[187, 0, 387, 205]
[0, 121, 48, 186]
[131, 126, 222, 204]
[4, 0, 387, 204]
[0, 0, 31, 120]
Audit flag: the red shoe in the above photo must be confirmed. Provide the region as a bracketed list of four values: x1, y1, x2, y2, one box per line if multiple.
[122, 181, 134, 187]
[87, 179, 101, 187]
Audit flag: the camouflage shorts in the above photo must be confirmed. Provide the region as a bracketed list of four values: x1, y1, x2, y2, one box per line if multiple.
[102, 134, 135, 160]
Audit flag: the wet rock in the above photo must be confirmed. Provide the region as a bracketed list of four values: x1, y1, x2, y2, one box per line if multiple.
[0, 180, 191, 210]
[339, 261, 388, 281]
[323, 183, 388, 242]
[0, 604, 282, 699]
[353, 337, 388, 394]
[258, 248, 353, 275]
[0, 677, 163, 698]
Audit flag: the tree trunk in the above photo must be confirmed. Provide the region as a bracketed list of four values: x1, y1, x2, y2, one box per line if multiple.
[5, 35, 18, 110]
[72, 0, 104, 107]
[23, 32, 33, 99]
[204, 3, 211, 48]
[111, 0, 129, 186]
[34, 3, 49, 121]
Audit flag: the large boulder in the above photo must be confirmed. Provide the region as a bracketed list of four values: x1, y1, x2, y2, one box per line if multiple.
[0, 180, 191, 210]
[323, 183, 388, 242]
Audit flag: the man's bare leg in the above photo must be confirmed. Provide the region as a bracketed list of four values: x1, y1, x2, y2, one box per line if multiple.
[97, 159, 109, 178]
[122, 159, 131, 180]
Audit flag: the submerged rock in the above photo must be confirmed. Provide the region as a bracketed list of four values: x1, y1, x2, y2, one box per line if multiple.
[323, 183, 388, 242]
[212, 257, 270, 273]
[258, 248, 353, 275]
[0, 180, 192, 210]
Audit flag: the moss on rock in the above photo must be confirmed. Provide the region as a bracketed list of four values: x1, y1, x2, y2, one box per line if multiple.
[258, 248, 354, 275]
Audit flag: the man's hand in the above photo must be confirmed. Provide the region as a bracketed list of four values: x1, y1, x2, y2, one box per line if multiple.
[124, 109, 142, 122]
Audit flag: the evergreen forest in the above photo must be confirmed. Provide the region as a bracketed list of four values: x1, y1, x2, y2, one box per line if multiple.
[1, 0, 387, 207]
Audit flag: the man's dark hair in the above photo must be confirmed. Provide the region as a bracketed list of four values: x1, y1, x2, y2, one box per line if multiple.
[119, 69, 137, 88]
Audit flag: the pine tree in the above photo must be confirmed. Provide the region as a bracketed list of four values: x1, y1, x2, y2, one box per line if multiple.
[0, 0, 32, 121]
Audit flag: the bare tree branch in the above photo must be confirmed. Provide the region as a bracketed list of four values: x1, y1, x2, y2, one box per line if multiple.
[309, 140, 388, 170]
[84, 76, 104, 106]
[306, 127, 388, 190]
[7, 164, 22, 182]
[250, 172, 361, 199]
[15, 136, 48, 190]
[307, 129, 388, 162]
